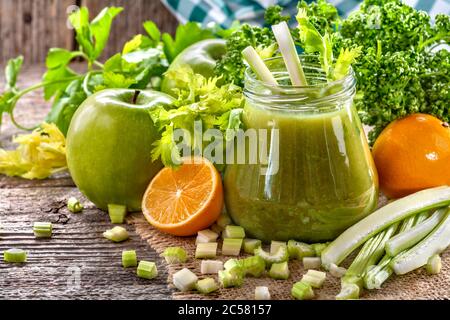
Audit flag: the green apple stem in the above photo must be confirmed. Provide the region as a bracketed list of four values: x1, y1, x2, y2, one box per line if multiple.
[132, 90, 141, 104]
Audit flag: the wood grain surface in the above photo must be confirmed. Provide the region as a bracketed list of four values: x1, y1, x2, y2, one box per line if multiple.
[0, 66, 173, 300]
[0, 0, 178, 64]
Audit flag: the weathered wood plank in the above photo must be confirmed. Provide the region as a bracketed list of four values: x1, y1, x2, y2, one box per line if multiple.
[0, 187, 173, 300]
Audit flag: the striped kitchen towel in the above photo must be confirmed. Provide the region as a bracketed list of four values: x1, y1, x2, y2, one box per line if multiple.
[161, 0, 450, 27]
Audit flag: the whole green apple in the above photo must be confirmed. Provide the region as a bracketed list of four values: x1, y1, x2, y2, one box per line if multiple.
[66, 89, 174, 211]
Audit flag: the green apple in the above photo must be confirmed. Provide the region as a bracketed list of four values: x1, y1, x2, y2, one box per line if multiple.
[66, 89, 174, 211]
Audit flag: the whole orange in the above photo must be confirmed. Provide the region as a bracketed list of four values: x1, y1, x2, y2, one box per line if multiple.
[372, 113, 450, 199]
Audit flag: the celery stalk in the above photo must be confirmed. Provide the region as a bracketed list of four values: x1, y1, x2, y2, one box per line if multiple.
[426, 254, 441, 274]
[271, 21, 307, 86]
[3, 248, 27, 263]
[321, 186, 450, 268]
[196, 229, 219, 243]
[329, 263, 347, 278]
[122, 250, 137, 268]
[103, 226, 129, 242]
[242, 46, 278, 86]
[386, 208, 446, 256]
[303, 257, 321, 269]
[67, 197, 83, 213]
[200, 260, 224, 274]
[161, 247, 188, 264]
[287, 240, 315, 260]
[222, 238, 242, 256]
[336, 283, 360, 300]
[269, 261, 290, 280]
[392, 207, 450, 275]
[241, 256, 266, 277]
[33, 222, 52, 238]
[137, 261, 158, 279]
[311, 243, 329, 257]
[222, 225, 245, 239]
[219, 267, 244, 288]
[107, 204, 127, 224]
[243, 239, 262, 254]
[195, 242, 218, 259]
[270, 241, 286, 255]
[255, 286, 271, 300]
[255, 245, 289, 266]
[291, 281, 314, 300]
[301, 270, 326, 288]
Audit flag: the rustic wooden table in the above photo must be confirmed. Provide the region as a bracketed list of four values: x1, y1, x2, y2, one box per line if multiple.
[0, 66, 173, 300]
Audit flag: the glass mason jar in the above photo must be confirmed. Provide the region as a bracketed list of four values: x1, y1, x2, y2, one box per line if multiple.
[224, 55, 379, 242]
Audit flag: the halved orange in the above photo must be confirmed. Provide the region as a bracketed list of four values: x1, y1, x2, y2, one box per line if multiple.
[142, 157, 223, 236]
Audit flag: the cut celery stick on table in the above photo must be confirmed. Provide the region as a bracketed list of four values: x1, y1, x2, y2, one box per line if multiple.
[195, 242, 218, 259]
[241, 256, 266, 277]
[161, 247, 188, 264]
[222, 238, 242, 256]
[196, 229, 219, 243]
[303, 257, 321, 270]
[4, 248, 27, 263]
[255, 286, 271, 300]
[321, 186, 450, 268]
[270, 241, 286, 255]
[173, 268, 198, 292]
[386, 208, 446, 256]
[243, 239, 261, 254]
[272, 21, 307, 86]
[222, 225, 245, 239]
[426, 254, 441, 274]
[108, 204, 127, 224]
[392, 207, 450, 275]
[201, 260, 224, 274]
[137, 261, 158, 279]
[122, 250, 137, 268]
[242, 46, 278, 86]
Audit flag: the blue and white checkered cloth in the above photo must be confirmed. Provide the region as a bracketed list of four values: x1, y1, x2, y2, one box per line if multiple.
[162, 0, 450, 28]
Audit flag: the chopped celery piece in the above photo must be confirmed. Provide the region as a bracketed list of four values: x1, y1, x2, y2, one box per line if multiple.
[242, 46, 278, 86]
[217, 212, 232, 228]
[363, 256, 392, 290]
[210, 223, 223, 235]
[255, 286, 271, 300]
[287, 240, 315, 260]
[107, 204, 127, 224]
[241, 256, 266, 277]
[336, 283, 360, 300]
[196, 229, 219, 243]
[222, 225, 245, 239]
[386, 208, 446, 256]
[200, 260, 224, 274]
[3, 248, 27, 263]
[270, 241, 286, 255]
[303, 257, 321, 270]
[218, 267, 244, 288]
[103, 226, 129, 242]
[272, 21, 307, 86]
[291, 281, 314, 300]
[341, 275, 364, 291]
[67, 197, 83, 213]
[33, 222, 52, 238]
[329, 263, 347, 278]
[243, 239, 261, 254]
[426, 254, 441, 274]
[222, 238, 242, 256]
[301, 270, 326, 288]
[173, 268, 198, 292]
[196, 278, 219, 294]
[392, 208, 450, 275]
[122, 250, 137, 268]
[195, 242, 218, 259]
[322, 186, 450, 268]
[161, 247, 188, 264]
[224, 258, 241, 270]
[255, 245, 288, 266]
[311, 243, 329, 256]
[269, 261, 290, 280]
[137, 261, 158, 279]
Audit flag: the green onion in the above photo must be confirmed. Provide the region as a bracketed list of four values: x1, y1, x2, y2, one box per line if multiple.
[173, 268, 198, 292]
[303, 257, 321, 270]
[291, 281, 314, 300]
[218, 267, 244, 288]
[269, 261, 290, 280]
[426, 254, 441, 275]
[287, 240, 315, 260]
[107, 204, 127, 224]
[137, 261, 158, 279]
[33, 222, 52, 238]
[222, 238, 243, 256]
[336, 283, 360, 300]
[216, 212, 232, 228]
[270, 241, 286, 255]
[271, 21, 307, 86]
[242, 46, 278, 86]
[329, 263, 347, 278]
[243, 239, 262, 254]
[392, 207, 450, 275]
[200, 260, 224, 274]
[311, 243, 329, 257]
[122, 250, 137, 268]
[161, 247, 188, 264]
[195, 242, 218, 259]
[255, 245, 288, 266]
[301, 270, 326, 288]
[222, 225, 245, 239]
[195, 278, 219, 294]
[67, 197, 83, 213]
[241, 256, 266, 277]
[103, 226, 129, 242]
[196, 229, 219, 243]
[3, 248, 27, 263]
[255, 286, 271, 300]
[322, 186, 450, 268]
[386, 208, 446, 256]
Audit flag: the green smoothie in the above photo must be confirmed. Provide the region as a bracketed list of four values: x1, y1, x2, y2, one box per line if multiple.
[224, 63, 378, 242]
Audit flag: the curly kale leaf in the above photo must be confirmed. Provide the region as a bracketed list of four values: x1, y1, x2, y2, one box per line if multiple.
[264, 5, 290, 25]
